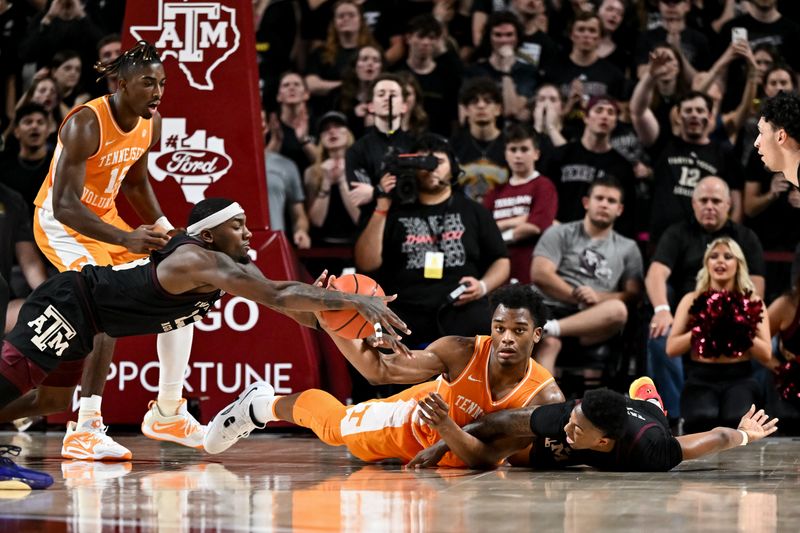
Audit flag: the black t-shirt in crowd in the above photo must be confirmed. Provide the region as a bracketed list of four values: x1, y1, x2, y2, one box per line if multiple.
[528, 399, 683, 472]
[394, 50, 463, 136]
[345, 127, 415, 226]
[744, 150, 800, 252]
[543, 142, 637, 238]
[451, 129, 508, 202]
[649, 136, 744, 244]
[715, 15, 800, 112]
[652, 219, 766, 304]
[279, 120, 315, 177]
[549, 58, 626, 101]
[360, 0, 404, 52]
[519, 30, 563, 80]
[346, 127, 415, 186]
[299, 0, 333, 42]
[635, 27, 712, 71]
[717, 15, 800, 72]
[377, 191, 507, 345]
[465, 58, 540, 101]
[0, 149, 53, 217]
[256, 0, 300, 112]
[0, 184, 34, 281]
[379, 191, 507, 311]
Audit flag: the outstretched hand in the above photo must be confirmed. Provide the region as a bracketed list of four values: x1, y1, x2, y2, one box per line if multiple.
[351, 292, 409, 340]
[738, 405, 779, 443]
[365, 333, 412, 358]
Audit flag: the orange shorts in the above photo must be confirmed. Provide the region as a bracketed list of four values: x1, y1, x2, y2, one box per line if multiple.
[337, 382, 468, 466]
[293, 384, 435, 463]
[33, 206, 146, 272]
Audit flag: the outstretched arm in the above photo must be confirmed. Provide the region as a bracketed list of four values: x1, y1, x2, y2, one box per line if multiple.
[161, 246, 409, 338]
[676, 405, 778, 461]
[412, 393, 535, 468]
[408, 404, 538, 468]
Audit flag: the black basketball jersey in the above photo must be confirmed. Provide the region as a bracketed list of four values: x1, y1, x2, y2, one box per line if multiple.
[79, 234, 222, 337]
[528, 399, 683, 472]
[7, 235, 222, 368]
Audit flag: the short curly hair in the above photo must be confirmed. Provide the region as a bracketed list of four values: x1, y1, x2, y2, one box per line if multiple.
[580, 389, 627, 440]
[761, 91, 800, 141]
[489, 284, 548, 328]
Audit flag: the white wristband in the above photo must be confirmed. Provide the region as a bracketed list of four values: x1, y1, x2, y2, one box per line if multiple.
[478, 280, 487, 297]
[653, 304, 670, 314]
[154, 216, 174, 231]
[737, 429, 749, 446]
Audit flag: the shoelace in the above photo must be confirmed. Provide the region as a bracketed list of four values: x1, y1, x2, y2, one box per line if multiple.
[0, 444, 22, 458]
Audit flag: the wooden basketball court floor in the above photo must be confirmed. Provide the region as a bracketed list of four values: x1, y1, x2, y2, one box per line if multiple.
[0, 430, 798, 532]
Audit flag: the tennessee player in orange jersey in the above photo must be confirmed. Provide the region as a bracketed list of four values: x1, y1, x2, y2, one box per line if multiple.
[204, 284, 566, 466]
[1, 42, 202, 461]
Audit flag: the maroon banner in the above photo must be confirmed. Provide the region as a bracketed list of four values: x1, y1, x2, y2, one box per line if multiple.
[123, 0, 269, 228]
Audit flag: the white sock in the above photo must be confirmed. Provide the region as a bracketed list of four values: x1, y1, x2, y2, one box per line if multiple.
[77, 395, 103, 426]
[251, 395, 281, 425]
[543, 319, 561, 338]
[156, 325, 194, 415]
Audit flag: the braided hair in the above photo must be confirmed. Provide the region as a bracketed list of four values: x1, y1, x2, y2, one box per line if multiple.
[95, 40, 161, 81]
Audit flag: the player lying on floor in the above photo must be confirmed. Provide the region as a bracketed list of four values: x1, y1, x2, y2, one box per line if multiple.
[406, 379, 778, 471]
[203, 284, 567, 465]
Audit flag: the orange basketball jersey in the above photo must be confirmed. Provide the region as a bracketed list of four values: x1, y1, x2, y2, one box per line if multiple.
[410, 335, 554, 462]
[339, 336, 554, 466]
[35, 95, 152, 217]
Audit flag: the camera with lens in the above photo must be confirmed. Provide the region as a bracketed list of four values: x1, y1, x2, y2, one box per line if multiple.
[383, 148, 439, 204]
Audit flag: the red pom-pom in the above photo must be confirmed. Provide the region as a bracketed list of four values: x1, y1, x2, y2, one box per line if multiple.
[775, 359, 800, 408]
[687, 290, 763, 359]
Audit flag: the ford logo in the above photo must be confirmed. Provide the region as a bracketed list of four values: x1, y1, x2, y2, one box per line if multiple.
[154, 149, 232, 177]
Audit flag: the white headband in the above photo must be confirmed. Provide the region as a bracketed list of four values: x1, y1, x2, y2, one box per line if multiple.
[187, 202, 245, 235]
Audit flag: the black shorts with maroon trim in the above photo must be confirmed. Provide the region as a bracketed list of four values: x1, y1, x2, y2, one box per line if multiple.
[5, 271, 97, 372]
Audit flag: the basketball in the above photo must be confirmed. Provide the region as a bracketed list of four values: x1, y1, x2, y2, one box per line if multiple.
[320, 274, 385, 339]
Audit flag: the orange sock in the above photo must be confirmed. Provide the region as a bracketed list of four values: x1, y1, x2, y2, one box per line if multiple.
[292, 389, 347, 447]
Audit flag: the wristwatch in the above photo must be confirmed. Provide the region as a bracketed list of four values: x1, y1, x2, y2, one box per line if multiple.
[300, 135, 315, 145]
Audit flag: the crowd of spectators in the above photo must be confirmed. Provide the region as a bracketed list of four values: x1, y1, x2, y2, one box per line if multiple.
[2, 0, 800, 433]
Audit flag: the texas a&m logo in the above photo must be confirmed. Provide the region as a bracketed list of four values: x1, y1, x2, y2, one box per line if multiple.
[149, 117, 232, 203]
[129, 1, 241, 91]
[27, 305, 77, 357]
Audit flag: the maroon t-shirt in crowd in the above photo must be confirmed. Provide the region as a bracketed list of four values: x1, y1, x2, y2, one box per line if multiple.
[483, 173, 558, 284]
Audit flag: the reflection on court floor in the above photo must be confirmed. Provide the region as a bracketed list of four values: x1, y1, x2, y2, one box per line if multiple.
[0, 432, 798, 532]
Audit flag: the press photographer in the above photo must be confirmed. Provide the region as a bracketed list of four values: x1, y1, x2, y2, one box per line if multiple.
[344, 73, 414, 225]
[355, 134, 510, 349]
[380, 149, 439, 205]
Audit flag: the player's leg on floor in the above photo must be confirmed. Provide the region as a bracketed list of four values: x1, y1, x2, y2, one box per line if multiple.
[141, 325, 204, 448]
[203, 381, 276, 454]
[62, 333, 131, 461]
[274, 389, 347, 446]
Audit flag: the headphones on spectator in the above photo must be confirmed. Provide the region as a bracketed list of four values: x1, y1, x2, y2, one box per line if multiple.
[429, 134, 463, 183]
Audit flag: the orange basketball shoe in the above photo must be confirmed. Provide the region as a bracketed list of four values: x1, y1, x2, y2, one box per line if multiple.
[61, 418, 133, 461]
[141, 399, 205, 449]
[629, 376, 667, 416]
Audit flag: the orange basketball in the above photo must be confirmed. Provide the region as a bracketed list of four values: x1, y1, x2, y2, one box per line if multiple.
[320, 274, 385, 339]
